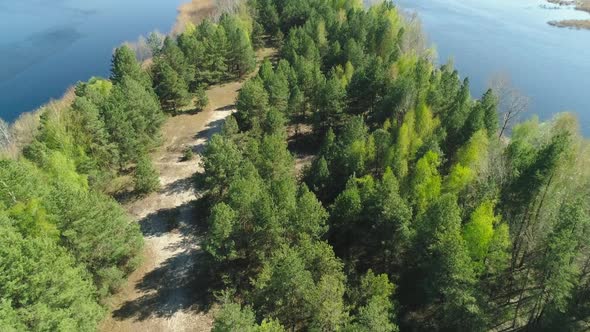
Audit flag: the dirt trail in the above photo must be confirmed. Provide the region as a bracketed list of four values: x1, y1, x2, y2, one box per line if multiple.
[101, 47, 276, 332]
[100, 81, 244, 332]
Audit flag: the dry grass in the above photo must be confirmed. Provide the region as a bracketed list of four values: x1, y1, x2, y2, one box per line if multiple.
[172, 0, 217, 36]
[549, 19, 590, 29]
[1, 87, 76, 159]
[546, 0, 590, 30]
[576, 0, 590, 13]
[547, 0, 576, 5]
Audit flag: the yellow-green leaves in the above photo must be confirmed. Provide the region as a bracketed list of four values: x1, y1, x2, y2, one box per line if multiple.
[393, 104, 438, 180]
[445, 130, 489, 193]
[463, 201, 497, 264]
[8, 199, 58, 240]
[410, 151, 442, 214]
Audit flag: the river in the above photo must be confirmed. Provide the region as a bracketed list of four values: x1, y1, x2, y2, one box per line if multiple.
[0, 0, 184, 122]
[396, 0, 590, 133]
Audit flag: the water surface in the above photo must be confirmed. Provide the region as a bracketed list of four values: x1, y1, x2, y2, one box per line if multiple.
[396, 0, 590, 133]
[0, 0, 184, 121]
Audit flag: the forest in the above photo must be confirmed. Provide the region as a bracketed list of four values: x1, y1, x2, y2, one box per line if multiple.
[199, 0, 590, 331]
[1, 0, 589, 331]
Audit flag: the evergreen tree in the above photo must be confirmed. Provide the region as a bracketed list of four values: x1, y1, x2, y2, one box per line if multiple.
[152, 60, 192, 112]
[349, 270, 399, 332]
[235, 77, 270, 130]
[134, 155, 160, 194]
[110, 45, 150, 87]
[222, 16, 257, 78]
[409, 194, 482, 330]
[160, 37, 195, 86]
[0, 223, 103, 332]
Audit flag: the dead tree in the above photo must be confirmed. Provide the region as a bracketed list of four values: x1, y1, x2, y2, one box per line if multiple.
[488, 73, 530, 138]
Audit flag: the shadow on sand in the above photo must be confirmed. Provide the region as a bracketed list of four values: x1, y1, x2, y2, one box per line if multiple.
[112, 248, 213, 321]
[109, 100, 234, 323]
[113, 196, 214, 321]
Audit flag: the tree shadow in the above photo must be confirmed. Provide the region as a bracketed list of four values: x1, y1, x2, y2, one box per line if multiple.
[214, 104, 236, 112]
[112, 248, 214, 321]
[161, 177, 195, 197]
[288, 129, 318, 157]
[138, 198, 206, 238]
[194, 118, 227, 141]
[171, 107, 205, 116]
[114, 196, 213, 321]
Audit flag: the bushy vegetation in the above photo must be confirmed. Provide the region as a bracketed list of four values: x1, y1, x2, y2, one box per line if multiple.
[200, 0, 590, 331]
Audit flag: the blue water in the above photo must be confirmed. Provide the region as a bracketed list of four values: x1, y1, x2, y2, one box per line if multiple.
[396, 0, 590, 133]
[0, 0, 184, 122]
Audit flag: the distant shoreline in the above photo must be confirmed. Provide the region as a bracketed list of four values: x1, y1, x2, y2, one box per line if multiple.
[546, 0, 590, 30]
[548, 18, 590, 29]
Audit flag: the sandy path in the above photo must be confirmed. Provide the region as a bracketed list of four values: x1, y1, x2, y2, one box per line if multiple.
[100, 80, 244, 332]
[101, 45, 275, 332]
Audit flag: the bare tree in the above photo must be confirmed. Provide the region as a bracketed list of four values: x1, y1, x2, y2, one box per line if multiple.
[122, 30, 165, 63]
[488, 73, 530, 138]
[364, 0, 385, 7]
[399, 11, 433, 60]
[214, 0, 244, 18]
[0, 118, 11, 149]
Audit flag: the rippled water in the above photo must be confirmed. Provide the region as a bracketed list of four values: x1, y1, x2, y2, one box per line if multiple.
[396, 0, 590, 133]
[0, 0, 184, 121]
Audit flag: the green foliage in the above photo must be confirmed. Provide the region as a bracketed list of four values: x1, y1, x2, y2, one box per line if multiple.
[462, 201, 498, 270]
[201, 134, 244, 200]
[538, 201, 589, 313]
[196, 1, 590, 331]
[0, 223, 103, 331]
[194, 85, 209, 111]
[410, 151, 442, 214]
[110, 45, 150, 87]
[213, 300, 286, 332]
[444, 130, 489, 193]
[183, 146, 195, 161]
[236, 77, 270, 130]
[252, 243, 346, 331]
[152, 59, 192, 112]
[206, 202, 239, 261]
[221, 14, 257, 77]
[411, 194, 482, 330]
[5, 0, 584, 331]
[134, 155, 160, 194]
[348, 270, 399, 332]
[102, 75, 164, 165]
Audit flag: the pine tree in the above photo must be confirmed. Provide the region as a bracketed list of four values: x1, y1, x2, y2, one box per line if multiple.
[134, 155, 160, 194]
[224, 19, 256, 78]
[152, 60, 191, 112]
[411, 194, 482, 330]
[110, 45, 150, 87]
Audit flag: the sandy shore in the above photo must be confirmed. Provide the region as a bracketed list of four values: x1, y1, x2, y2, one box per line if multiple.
[546, 0, 590, 30]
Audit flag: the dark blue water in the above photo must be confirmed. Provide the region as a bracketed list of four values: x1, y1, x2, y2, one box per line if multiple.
[0, 0, 184, 122]
[396, 0, 590, 133]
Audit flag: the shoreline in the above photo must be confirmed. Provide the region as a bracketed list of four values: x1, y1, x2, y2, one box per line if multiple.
[546, 0, 590, 30]
[549, 18, 590, 29]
